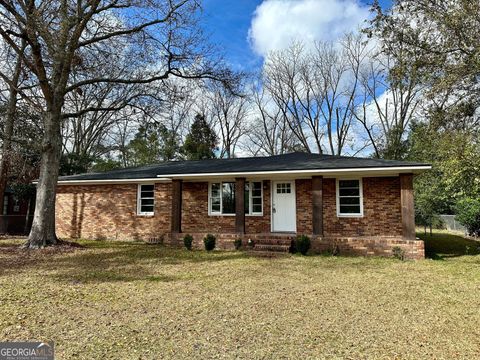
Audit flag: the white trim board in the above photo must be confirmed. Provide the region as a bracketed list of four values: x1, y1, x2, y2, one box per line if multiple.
[156, 166, 431, 179]
[54, 178, 172, 185]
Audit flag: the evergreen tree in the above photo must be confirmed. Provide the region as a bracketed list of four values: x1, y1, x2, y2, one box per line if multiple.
[126, 123, 180, 166]
[182, 115, 218, 160]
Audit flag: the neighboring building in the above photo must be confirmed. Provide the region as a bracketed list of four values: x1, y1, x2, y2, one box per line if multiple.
[55, 152, 431, 259]
[0, 187, 34, 234]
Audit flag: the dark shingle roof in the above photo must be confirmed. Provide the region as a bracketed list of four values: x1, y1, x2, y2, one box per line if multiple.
[58, 152, 429, 181]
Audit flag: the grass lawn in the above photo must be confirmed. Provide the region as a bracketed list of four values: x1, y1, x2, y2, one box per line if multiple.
[1, 232, 480, 359]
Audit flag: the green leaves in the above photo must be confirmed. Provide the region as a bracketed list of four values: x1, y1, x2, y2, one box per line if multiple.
[455, 198, 480, 236]
[182, 114, 218, 160]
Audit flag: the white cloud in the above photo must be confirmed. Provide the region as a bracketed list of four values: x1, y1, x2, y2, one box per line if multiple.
[249, 0, 371, 56]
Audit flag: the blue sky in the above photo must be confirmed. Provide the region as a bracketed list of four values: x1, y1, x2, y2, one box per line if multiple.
[201, 0, 392, 71]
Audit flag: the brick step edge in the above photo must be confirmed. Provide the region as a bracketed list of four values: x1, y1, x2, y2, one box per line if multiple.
[251, 239, 293, 246]
[253, 244, 291, 252]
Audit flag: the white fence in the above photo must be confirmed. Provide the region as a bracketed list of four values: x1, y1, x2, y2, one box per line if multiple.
[439, 215, 466, 233]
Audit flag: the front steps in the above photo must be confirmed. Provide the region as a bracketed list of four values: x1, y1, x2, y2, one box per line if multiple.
[246, 234, 295, 257]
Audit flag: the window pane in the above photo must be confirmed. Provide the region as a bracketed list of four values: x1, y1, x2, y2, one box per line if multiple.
[339, 188, 359, 197]
[211, 183, 220, 197]
[141, 198, 154, 206]
[339, 180, 359, 188]
[277, 183, 291, 194]
[252, 204, 262, 213]
[141, 192, 154, 199]
[340, 205, 361, 214]
[222, 182, 235, 214]
[138, 185, 155, 214]
[211, 202, 220, 212]
[252, 182, 262, 197]
[141, 184, 154, 191]
[340, 197, 360, 205]
[252, 196, 262, 213]
[141, 205, 154, 213]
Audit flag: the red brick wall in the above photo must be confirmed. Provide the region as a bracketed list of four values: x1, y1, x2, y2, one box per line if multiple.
[181, 181, 271, 234]
[296, 179, 313, 233]
[56, 183, 171, 241]
[322, 177, 402, 237]
[56, 176, 403, 241]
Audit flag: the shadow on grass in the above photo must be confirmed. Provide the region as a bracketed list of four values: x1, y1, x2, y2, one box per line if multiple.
[0, 240, 248, 283]
[417, 231, 480, 260]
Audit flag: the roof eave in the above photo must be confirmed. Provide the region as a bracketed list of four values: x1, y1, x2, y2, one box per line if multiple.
[54, 165, 431, 185]
[155, 165, 432, 180]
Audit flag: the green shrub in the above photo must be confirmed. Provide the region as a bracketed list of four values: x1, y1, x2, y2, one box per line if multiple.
[455, 197, 480, 236]
[295, 235, 311, 255]
[203, 234, 216, 251]
[183, 234, 193, 250]
[392, 246, 406, 261]
[234, 238, 242, 250]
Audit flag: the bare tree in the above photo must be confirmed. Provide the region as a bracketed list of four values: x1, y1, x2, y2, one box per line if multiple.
[0, 0, 235, 247]
[245, 82, 297, 156]
[263, 42, 314, 152]
[208, 82, 249, 158]
[0, 40, 25, 220]
[262, 35, 369, 155]
[354, 50, 424, 159]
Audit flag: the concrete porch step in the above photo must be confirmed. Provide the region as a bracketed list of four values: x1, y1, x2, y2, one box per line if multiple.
[252, 233, 296, 240]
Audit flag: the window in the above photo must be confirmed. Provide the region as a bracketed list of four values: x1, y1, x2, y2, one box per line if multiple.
[276, 183, 291, 194]
[209, 181, 263, 215]
[137, 184, 155, 215]
[13, 198, 20, 213]
[3, 195, 8, 215]
[336, 179, 363, 216]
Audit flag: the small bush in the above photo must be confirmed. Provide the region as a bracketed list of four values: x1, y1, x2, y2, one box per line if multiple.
[392, 246, 406, 261]
[183, 234, 193, 250]
[289, 239, 296, 254]
[455, 197, 480, 236]
[295, 235, 311, 255]
[247, 238, 254, 248]
[203, 234, 216, 251]
[234, 238, 242, 250]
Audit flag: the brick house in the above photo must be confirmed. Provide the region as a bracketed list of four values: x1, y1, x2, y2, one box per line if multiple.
[55, 152, 430, 259]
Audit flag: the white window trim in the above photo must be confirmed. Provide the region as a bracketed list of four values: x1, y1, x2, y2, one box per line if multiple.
[336, 178, 364, 217]
[137, 183, 155, 216]
[208, 181, 264, 216]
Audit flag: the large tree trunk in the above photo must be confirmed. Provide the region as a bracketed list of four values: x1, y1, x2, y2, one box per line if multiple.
[0, 48, 24, 226]
[26, 108, 62, 248]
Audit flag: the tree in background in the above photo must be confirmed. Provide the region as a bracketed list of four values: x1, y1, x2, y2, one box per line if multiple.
[407, 121, 480, 229]
[182, 114, 218, 160]
[0, 0, 235, 247]
[0, 40, 26, 218]
[368, 0, 480, 137]
[455, 198, 480, 237]
[208, 81, 249, 158]
[370, 0, 480, 225]
[245, 80, 300, 156]
[125, 123, 180, 166]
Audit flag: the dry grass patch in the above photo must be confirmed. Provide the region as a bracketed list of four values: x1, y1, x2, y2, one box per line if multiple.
[1, 235, 480, 359]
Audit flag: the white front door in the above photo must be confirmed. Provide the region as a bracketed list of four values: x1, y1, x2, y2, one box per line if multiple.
[272, 181, 296, 232]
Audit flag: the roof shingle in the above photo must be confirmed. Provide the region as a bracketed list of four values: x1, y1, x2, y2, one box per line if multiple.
[58, 152, 429, 181]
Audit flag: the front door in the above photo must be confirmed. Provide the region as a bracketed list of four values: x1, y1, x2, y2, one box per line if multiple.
[272, 181, 296, 232]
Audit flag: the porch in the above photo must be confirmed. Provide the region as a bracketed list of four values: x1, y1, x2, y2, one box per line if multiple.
[168, 174, 419, 257]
